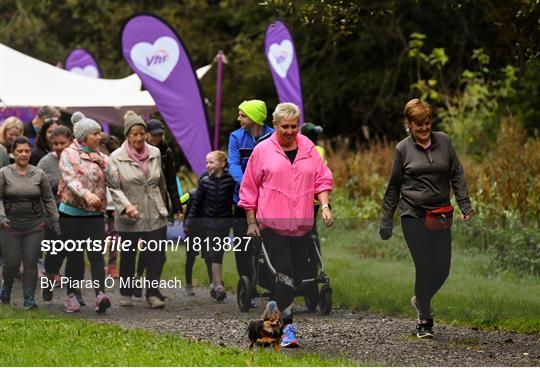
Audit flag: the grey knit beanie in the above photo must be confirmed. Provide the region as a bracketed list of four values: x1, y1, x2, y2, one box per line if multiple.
[71, 112, 101, 141]
[123, 111, 147, 137]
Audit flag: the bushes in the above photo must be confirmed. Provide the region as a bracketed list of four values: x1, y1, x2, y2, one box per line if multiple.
[454, 218, 540, 276]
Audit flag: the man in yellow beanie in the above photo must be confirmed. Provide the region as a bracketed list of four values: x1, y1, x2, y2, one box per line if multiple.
[228, 100, 274, 307]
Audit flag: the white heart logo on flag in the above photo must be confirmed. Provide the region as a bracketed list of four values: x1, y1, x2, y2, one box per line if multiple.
[70, 65, 99, 78]
[267, 40, 293, 79]
[130, 36, 180, 82]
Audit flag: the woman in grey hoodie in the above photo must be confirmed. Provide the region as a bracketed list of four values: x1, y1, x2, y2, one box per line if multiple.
[0, 136, 60, 309]
[379, 99, 474, 339]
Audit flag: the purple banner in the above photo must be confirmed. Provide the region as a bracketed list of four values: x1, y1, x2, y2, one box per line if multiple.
[121, 14, 211, 175]
[0, 107, 38, 123]
[265, 20, 304, 124]
[65, 49, 109, 133]
[65, 49, 101, 78]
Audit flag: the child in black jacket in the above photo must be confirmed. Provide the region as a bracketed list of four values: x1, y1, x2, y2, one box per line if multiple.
[185, 151, 235, 301]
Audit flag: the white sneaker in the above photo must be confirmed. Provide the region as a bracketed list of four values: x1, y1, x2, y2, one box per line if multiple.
[120, 295, 133, 307]
[147, 296, 165, 309]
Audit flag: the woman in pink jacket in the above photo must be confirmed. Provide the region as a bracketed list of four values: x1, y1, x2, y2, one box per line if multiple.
[238, 102, 333, 348]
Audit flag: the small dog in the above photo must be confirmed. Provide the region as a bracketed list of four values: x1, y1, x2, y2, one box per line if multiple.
[248, 301, 283, 352]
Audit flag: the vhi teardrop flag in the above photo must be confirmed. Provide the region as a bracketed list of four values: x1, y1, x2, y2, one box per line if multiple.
[65, 49, 101, 78]
[65, 48, 110, 133]
[121, 14, 211, 175]
[265, 20, 304, 124]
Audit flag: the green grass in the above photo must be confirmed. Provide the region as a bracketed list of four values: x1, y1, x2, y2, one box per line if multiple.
[162, 220, 540, 334]
[0, 307, 353, 366]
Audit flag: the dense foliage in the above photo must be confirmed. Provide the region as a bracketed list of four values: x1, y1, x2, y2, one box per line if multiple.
[1, 0, 539, 146]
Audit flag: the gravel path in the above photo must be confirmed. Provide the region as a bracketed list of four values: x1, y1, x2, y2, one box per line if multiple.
[21, 283, 537, 366]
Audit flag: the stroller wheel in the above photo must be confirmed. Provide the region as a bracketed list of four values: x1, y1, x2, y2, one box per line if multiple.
[319, 285, 332, 315]
[304, 286, 319, 312]
[237, 276, 252, 312]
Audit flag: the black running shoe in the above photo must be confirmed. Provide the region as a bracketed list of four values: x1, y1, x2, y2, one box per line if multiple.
[41, 286, 53, 302]
[416, 319, 434, 339]
[75, 290, 86, 306]
[210, 285, 227, 302]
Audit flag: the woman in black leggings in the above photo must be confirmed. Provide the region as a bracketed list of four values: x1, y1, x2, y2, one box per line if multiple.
[379, 99, 474, 338]
[239, 103, 334, 348]
[58, 112, 110, 314]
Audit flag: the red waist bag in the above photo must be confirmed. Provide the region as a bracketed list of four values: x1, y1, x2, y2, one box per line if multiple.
[425, 205, 454, 231]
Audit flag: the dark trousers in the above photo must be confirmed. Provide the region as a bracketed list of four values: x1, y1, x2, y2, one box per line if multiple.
[118, 226, 166, 298]
[401, 216, 452, 320]
[232, 206, 253, 278]
[0, 229, 44, 299]
[44, 226, 66, 275]
[185, 247, 212, 286]
[60, 213, 106, 296]
[261, 228, 311, 325]
[200, 227, 229, 265]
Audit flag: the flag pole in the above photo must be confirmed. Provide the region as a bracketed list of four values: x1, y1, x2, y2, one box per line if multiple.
[213, 50, 224, 149]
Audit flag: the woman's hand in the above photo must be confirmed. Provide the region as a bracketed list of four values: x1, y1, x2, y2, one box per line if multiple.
[0, 220, 10, 229]
[461, 210, 474, 222]
[321, 207, 334, 227]
[125, 205, 140, 219]
[246, 222, 260, 237]
[83, 192, 101, 207]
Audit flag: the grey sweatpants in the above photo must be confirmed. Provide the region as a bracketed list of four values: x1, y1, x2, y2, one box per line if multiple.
[0, 229, 44, 299]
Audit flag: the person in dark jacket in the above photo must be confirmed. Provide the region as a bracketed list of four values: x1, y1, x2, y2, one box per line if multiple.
[30, 119, 60, 165]
[379, 99, 474, 339]
[145, 119, 182, 219]
[24, 106, 61, 147]
[227, 100, 274, 290]
[185, 150, 235, 302]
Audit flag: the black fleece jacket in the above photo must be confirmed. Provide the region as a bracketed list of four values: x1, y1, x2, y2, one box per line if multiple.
[186, 170, 235, 229]
[157, 141, 181, 214]
[380, 131, 472, 230]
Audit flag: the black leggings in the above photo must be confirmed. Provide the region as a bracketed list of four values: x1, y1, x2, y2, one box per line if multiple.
[118, 227, 167, 298]
[401, 216, 451, 320]
[185, 247, 212, 286]
[1, 229, 44, 299]
[261, 228, 311, 325]
[44, 226, 66, 275]
[60, 213, 106, 296]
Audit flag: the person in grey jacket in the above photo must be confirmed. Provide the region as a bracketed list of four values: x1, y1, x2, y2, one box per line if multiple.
[0, 136, 60, 309]
[379, 99, 474, 339]
[107, 112, 168, 309]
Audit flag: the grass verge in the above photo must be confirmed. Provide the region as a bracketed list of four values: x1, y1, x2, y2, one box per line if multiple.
[0, 307, 353, 366]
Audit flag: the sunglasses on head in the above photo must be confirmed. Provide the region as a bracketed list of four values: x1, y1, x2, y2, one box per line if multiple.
[44, 117, 60, 123]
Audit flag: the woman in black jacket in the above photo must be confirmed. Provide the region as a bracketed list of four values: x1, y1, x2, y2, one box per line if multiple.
[379, 99, 474, 339]
[185, 150, 235, 301]
[30, 119, 60, 166]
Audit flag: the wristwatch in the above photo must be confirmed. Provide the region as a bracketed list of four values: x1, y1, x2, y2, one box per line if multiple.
[321, 203, 332, 210]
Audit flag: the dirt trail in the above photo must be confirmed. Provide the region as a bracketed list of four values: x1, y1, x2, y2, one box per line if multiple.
[12, 282, 534, 366]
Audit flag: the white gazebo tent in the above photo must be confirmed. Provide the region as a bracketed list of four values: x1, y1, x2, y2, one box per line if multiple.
[0, 43, 157, 125]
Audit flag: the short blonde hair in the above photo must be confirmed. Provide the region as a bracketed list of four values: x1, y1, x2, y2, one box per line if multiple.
[208, 150, 227, 165]
[0, 116, 24, 148]
[272, 102, 300, 125]
[404, 99, 432, 124]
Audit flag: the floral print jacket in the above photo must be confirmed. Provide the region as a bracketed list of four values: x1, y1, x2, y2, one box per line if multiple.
[58, 140, 111, 213]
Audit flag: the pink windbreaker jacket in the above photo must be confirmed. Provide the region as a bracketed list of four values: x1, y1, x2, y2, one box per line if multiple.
[238, 133, 332, 236]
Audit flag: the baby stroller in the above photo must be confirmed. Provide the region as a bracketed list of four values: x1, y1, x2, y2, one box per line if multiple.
[236, 228, 332, 315]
